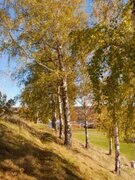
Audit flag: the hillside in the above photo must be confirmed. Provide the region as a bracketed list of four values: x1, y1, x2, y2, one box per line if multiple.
[0, 117, 134, 180]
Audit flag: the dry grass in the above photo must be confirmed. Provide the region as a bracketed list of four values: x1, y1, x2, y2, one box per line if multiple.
[0, 118, 134, 180]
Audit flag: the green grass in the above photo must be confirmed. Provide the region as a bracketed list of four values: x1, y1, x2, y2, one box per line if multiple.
[73, 128, 135, 161]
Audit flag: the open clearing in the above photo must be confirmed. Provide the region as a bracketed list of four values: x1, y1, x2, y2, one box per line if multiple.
[72, 128, 135, 161]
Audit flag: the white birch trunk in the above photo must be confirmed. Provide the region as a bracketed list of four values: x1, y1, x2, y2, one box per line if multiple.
[58, 85, 64, 139]
[62, 77, 72, 147]
[108, 137, 112, 155]
[36, 112, 40, 124]
[85, 120, 89, 148]
[114, 123, 121, 175]
[57, 45, 72, 147]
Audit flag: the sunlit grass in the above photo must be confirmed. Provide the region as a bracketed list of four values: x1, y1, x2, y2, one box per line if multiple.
[73, 128, 135, 161]
[0, 119, 135, 180]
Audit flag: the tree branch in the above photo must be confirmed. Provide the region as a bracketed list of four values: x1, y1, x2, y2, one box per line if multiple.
[9, 31, 55, 72]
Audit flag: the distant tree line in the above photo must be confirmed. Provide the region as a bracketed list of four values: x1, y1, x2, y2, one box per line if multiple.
[0, 91, 16, 117]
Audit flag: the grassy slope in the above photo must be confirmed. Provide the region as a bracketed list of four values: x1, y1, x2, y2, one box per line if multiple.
[73, 129, 135, 161]
[0, 118, 135, 180]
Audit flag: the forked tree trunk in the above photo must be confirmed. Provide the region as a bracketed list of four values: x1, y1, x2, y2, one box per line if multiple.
[62, 77, 72, 147]
[114, 123, 121, 175]
[57, 45, 72, 147]
[108, 137, 112, 155]
[85, 120, 89, 148]
[58, 85, 64, 139]
[51, 95, 57, 131]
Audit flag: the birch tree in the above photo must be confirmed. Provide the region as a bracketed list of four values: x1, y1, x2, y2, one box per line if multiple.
[72, 0, 135, 174]
[89, 1, 135, 175]
[0, 0, 87, 147]
[76, 70, 93, 148]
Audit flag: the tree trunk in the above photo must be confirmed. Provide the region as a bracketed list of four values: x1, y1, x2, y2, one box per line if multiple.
[58, 85, 64, 139]
[62, 77, 72, 147]
[36, 118, 40, 124]
[51, 95, 57, 131]
[52, 112, 57, 131]
[36, 112, 40, 124]
[108, 137, 112, 155]
[85, 120, 89, 148]
[114, 123, 121, 175]
[57, 45, 72, 147]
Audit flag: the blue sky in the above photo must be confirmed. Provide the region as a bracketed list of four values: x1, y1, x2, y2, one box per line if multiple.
[0, 55, 21, 100]
[0, 0, 91, 103]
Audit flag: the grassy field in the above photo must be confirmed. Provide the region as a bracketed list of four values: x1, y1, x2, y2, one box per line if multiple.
[72, 128, 135, 161]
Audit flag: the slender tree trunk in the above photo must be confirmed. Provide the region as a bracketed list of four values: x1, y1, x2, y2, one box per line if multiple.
[51, 94, 57, 131]
[114, 123, 121, 175]
[62, 77, 72, 147]
[85, 120, 89, 148]
[36, 111, 40, 124]
[52, 112, 57, 131]
[108, 137, 112, 155]
[58, 85, 64, 139]
[36, 118, 40, 124]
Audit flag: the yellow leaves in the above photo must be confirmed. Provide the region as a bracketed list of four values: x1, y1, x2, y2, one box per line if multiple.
[92, 0, 121, 25]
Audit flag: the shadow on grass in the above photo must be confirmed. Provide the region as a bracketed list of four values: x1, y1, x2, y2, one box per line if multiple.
[0, 124, 83, 180]
[40, 132, 63, 145]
